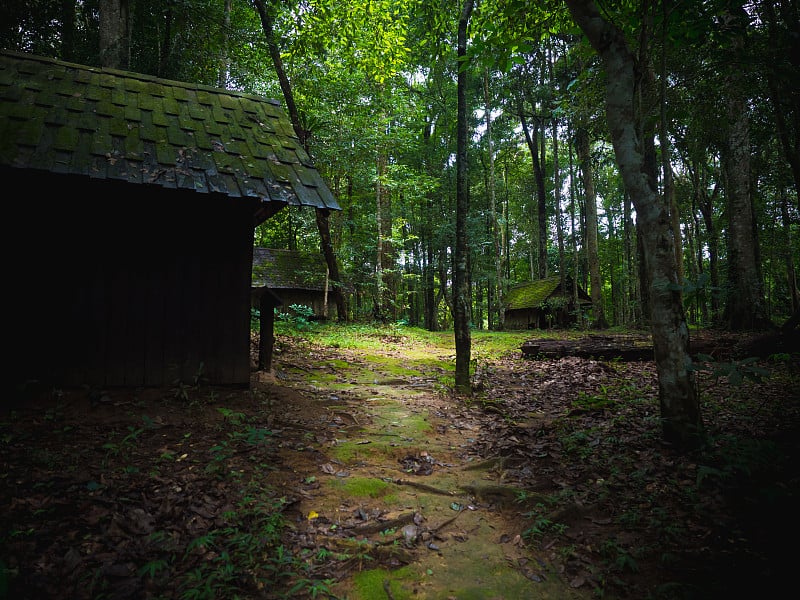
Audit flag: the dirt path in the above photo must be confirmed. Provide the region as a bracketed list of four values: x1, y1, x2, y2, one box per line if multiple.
[3, 328, 798, 598]
[258, 339, 591, 599]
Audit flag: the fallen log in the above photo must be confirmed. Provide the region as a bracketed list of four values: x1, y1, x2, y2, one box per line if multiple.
[521, 330, 798, 362]
[521, 335, 654, 361]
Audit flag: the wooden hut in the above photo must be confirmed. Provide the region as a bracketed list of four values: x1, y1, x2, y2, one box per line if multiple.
[0, 50, 339, 393]
[504, 276, 591, 329]
[251, 248, 344, 321]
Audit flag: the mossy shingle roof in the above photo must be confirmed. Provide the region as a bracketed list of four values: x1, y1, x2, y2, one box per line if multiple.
[0, 50, 339, 210]
[252, 248, 331, 291]
[505, 275, 591, 310]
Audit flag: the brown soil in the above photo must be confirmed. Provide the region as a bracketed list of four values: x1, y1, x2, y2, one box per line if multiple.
[1, 328, 798, 599]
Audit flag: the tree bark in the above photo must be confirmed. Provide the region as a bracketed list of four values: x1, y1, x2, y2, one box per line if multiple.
[519, 111, 548, 278]
[719, 4, 769, 331]
[454, 0, 474, 394]
[658, 3, 683, 289]
[484, 71, 505, 330]
[60, 0, 76, 61]
[218, 0, 232, 88]
[566, 0, 703, 450]
[762, 0, 800, 212]
[780, 190, 799, 314]
[575, 127, 608, 328]
[553, 120, 567, 294]
[99, 0, 129, 69]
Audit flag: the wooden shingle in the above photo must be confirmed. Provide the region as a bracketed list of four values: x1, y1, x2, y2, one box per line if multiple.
[0, 50, 339, 213]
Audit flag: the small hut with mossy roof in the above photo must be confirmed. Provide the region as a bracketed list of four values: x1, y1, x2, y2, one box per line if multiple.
[0, 50, 339, 393]
[503, 275, 591, 329]
[251, 248, 349, 321]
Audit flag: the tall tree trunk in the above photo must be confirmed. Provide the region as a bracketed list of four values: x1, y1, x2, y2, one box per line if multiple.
[60, 0, 76, 61]
[568, 131, 582, 325]
[454, 0, 474, 394]
[659, 2, 683, 287]
[99, 0, 129, 69]
[780, 191, 800, 314]
[762, 0, 800, 211]
[519, 111, 548, 278]
[697, 174, 722, 323]
[484, 71, 505, 330]
[553, 122, 567, 295]
[253, 0, 347, 321]
[623, 190, 638, 326]
[218, 0, 232, 88]
[575, 127, 608, 328]
[566, 0, 703, 451]
[158, 4, 172, 77]
[380, 156, 396, 321]
[375, 152, 387, 321]
[421, 118, 438, 331]
[720, 4, 769, 331]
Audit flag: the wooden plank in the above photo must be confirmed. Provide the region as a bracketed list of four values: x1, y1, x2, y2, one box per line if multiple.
[104, 265, 129, 385]
[123, 262, 147, 386]
[143, 264, 166, 386]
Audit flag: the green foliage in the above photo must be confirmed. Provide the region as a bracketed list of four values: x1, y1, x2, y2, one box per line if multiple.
[695, 433, 783, 489]
[276, 304, 317, 331]
[522, 501, 566, 541]
[101, 425, 144, 467]
[572, 387, 615, 411]
[692, 354, 771, 386]
[600, 539, 640, 574]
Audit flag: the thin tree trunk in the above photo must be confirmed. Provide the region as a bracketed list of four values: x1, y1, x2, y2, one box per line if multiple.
[659, 2, 683, 287]
[484, 71, 505, 330]
[60, 0, 76, 61]
[252, 0, 347, 321]
[720, 5, 768, 330]
[568, 130, 581, 325]
[99, 0, 128, 69]
[575, 127, 608, 328]
[780, 190, 799, 313]
[519, 111, 548, 278]
[553, 121, 566, 294]
[696, 172, 721, 323]
[454, 0, 474, 394]
[763, 0, 800, 212]
[566, 0, 703, 451]
[218, 0, 232, 88]
[375, 152, 387, 321]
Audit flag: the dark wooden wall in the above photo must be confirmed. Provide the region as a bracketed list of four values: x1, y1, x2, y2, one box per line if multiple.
[8, 173, 260, 391]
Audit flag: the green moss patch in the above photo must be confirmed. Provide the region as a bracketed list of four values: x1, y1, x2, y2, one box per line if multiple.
[350, 567, 417, 600]
[328, 476, 391, 499]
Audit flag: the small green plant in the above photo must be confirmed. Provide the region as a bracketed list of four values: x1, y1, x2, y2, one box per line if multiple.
[600, 538, 639, 573]
[572, 387, 615, 412]
[138, 558, 169, 579]
[695, 432, 782, 490]
[216, 407, 246, 425]
[522, 501, 566, 542]
[276, 304, 316, 330]
[692, 354, 770, 386]
[172, 379, 191, 401]
[102, 425, 143, 465]
[171, 362, 207, 402]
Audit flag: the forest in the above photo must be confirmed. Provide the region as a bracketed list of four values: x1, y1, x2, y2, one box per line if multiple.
[1, 1, 799, 598]
[3, 0, 797, 334]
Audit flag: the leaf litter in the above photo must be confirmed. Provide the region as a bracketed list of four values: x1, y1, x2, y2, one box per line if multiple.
[0, 329, 798, 599]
